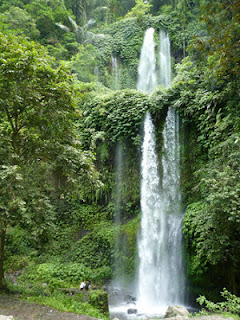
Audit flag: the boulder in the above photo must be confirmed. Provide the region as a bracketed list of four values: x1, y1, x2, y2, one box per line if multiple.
[124, 294, 136, 304]
[0, 316, 14, 320]
[127, 308, 137, 314]
[164, 305, 189, 318]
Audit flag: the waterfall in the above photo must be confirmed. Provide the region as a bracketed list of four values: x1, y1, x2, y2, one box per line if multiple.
[111, 56, 120, 90]
[137, 28, 185, 315]
[159, 29, 171, 87]
[138, 111, 166, 311]
[158, 107, 184, 306]
[137, 28, 157, 93]
[94, 65, 100, 82]
[109, 27, 185, 320]
[113, 143, 125, 282]
[158, 30, 184, 307]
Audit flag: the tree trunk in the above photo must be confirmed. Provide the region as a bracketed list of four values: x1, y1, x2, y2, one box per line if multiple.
[0, 221, 6, 290]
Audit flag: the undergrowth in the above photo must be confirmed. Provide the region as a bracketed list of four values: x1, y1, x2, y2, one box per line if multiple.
[195, 288, 240, 317]
[26, 293, 108, 320]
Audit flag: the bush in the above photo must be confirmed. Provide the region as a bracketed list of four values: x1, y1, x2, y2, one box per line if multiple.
[197, 288, 240, 316]
[19, 260, 111, 287]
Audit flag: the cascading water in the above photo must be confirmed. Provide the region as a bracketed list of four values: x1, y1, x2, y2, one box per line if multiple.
[158, 30, 185, 306]
[111, 56, 120, 90]
[113, 143, 125, 282]
[159, 29, 171, 87]
[137, 28, 157, 93]
[137, 111, 166, 313]
[136, 28, 185, 315]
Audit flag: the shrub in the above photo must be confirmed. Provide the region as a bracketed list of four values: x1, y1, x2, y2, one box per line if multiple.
[197, 288, 240, 316]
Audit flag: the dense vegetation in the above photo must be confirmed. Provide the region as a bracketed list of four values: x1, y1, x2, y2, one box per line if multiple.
[0, 0, 239, 317]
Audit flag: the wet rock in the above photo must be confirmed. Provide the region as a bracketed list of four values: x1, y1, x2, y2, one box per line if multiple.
[164, 305, 189, 318]
[127, 308, 137, 314]
[124, 295, 136, 304]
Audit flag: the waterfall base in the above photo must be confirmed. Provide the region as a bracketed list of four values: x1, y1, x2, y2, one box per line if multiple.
[108, 286, 168, 320]
[110, 304, 168, 320]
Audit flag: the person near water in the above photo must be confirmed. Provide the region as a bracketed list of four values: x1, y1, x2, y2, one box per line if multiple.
[85, 280, 91, 290]
[80, 280, 86, 290]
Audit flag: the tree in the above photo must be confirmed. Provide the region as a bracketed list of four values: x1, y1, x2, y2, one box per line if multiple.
[0, 6, 40, 38]
[70, 44, 97, 82]
[0, 33, 101, 289]
[125, 0, 152, 19]
[189, 0, 240, 80]
[25, 0, 71, 42]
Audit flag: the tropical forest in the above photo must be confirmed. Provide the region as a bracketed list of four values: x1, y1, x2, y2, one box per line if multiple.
[0, 0, 239, 319]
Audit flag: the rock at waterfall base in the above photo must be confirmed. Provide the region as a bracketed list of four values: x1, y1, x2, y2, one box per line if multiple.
[127, 308, 137, 314]
[164, 306, 189, 318]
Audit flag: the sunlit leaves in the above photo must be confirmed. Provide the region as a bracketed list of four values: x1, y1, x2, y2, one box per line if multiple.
[125, 0, 152, 19]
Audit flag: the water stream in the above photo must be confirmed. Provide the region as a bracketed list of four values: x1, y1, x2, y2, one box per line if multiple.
[112, 55, 121, 90]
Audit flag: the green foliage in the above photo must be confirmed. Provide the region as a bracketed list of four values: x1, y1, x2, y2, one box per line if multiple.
[104, 18, 144, 63]
[25, 0, 71, 42]
[172, 36, 240, 294]
[125, 0, 152, 20]
[0, 32, 101, 289]
[0, 6, 40, 38]
[19, 259, 111, 286]
[82, 89, 153, 145]
[0, 0, 25, 12]
[5, 227, 34, 256]
[70, 204, 111, 230]
[183, 138, 240, 284]
[70, 44, 97, 82]
[89, 290, 109, 313]
[113, 216, 140, 278]
[91, 33, 113, 68]
[0, 0, 239, 304]
[67, 222, 115, 270]
[197, 288, 240, 316]
[189, 0, 240, 79]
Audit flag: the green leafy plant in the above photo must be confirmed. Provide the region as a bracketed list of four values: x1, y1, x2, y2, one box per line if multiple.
[197, 288, 240, 316]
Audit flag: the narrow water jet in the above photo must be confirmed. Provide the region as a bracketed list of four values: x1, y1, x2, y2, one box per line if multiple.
[159, 29, 171, 87]
[113, 143, 125, 283]
[111, 56, 120, 90]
